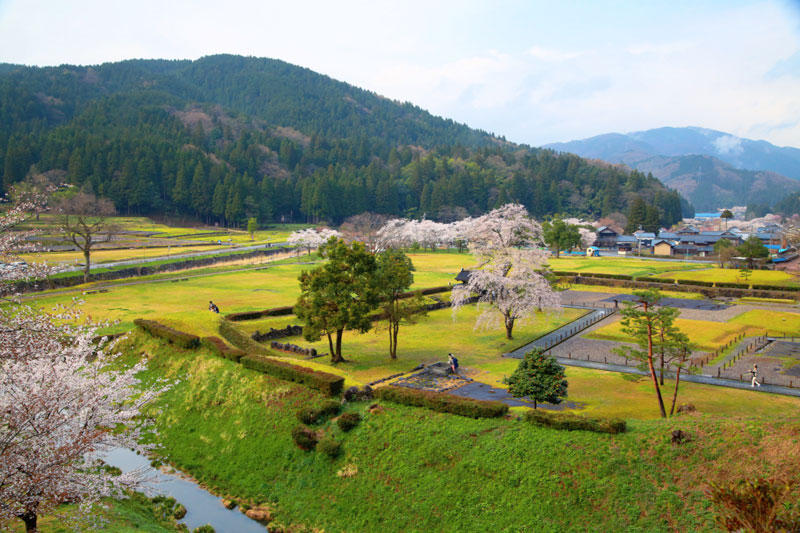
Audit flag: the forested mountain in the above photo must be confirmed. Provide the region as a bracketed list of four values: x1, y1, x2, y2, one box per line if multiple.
[545, 127, 800, 210]
[0, 55, 687, 226]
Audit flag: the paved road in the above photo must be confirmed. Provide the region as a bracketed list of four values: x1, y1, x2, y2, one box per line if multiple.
[504, 305, 616, 358]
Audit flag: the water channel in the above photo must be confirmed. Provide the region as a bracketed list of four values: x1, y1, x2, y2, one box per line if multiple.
[103, 448, 267, 533]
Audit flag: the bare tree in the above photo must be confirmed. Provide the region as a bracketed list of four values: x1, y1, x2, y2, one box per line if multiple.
[56, 193, 117, 282]
[339, 212, 389, 252]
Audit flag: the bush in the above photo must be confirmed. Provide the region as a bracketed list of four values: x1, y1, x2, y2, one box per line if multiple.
[193, 526, 215, 533]
[217, 320, 270, 355]
[524, 409, 626, 434]
[291, 426, 318, 450]
[376, 386, 508, 418]
[715, 281, 749, 289]
[134, 319, 200, 349]
[637, 277, 676, 285]
[201, 336, 246, 362]
[317, 436, 342, 458]
[296, 400, 341, 424]
[337, 412, 361, 432]
[585, 273, 633, 280]
[418, 285, 451, 296]
[173, 503, 187, 519]
[224, 305, 294, 322]
[752, 284, 800, 292]
[676, 279, 714, 287]
[241, 355, 345, 396]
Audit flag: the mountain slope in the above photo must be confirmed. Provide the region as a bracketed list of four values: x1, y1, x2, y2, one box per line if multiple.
[0, 55, 687, 225]
[546, 126, 800, 209]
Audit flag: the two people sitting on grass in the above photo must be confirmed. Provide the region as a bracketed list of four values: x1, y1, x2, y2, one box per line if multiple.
[448, 353, 459, 375]
[208, 300, 220, 314]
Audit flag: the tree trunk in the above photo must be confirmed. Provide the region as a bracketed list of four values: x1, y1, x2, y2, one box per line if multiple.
[83, 247, 91, 282]
[505, 314, 515, 340]
[326, 332, 336, 363]
[389, 319, 399, 359]
[331, 329, 344, 363]
[645, 303, 667, 418]
[554, 248, 560, 258]
[670, 366, 682, 417]
[659, 330, 665, 386]
[20, 511, 37, 533]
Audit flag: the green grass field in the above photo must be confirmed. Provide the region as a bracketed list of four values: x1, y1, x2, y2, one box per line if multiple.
[233, 306, 586, 383]
[586, 317, 756, 352]
[730, 309, 800, 337]
[115, 332, 800, 532]
[656, 267, 799, 286]
[547, 256, 704, 277]
[559, 282, 706, 300]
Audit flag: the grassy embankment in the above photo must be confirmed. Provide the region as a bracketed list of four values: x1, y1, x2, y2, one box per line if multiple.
[116, 332, 800, 532]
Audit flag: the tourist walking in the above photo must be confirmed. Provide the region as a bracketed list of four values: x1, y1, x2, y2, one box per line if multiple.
[749, 364, 761, 387]
[448, 353, 459, 375]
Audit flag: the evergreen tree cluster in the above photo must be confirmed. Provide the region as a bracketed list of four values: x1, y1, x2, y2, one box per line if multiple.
[0, 55, 686, 226]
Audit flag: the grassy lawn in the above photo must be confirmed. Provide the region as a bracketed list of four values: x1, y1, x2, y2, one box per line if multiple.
[234, 306, 587, 384]
[547, 256, 705, 277]
[730, 309, 800, 337]
[586, 318, 756, 352]
[20, 244, 227, 265]
[656, 267, 799, 287]
[6, 493, 180, 532]
[559, 282, 706, 300]
[114, 332, 800, 532]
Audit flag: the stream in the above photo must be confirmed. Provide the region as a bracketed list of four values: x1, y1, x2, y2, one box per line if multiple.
[103, 448, 267, 533]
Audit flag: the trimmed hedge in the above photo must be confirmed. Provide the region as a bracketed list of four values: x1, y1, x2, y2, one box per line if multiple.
[376, 386, 509, 418]
[524, 409, 626, 434]
[337, 412, 361, 432]
[241, 355, 345, 396]
[217, 320, 270, 356]
[201, 336, 246, 363]
[637, 277, 676, 285]
[291, 426, 318, 451]
[752, 284, 800, 292]
[584, 273, 634, 280]
[676, 279, 714, 287]
[715, 281, 749, 289]
[317, 436, 342, 458]
[134, 319, 200, 349]
[419, 286, 451, 296]
[225, 305, 294, 322]
[297, 400, 341, 424]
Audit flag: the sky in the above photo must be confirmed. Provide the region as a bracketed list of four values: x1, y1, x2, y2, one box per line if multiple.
[0, 0, 799, 148]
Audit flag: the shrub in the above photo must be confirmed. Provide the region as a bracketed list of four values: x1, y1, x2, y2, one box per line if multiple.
[707, 478, 800, 532]
[173, 503, 187, 519]
[752, 284, 800, 292]
[225, 305, 295, 322]
[715, 281, 749, 289]
[585, 273, 633, 280]
[291, 426, 318, 451]
[638, 277, 676, 285]
[676, 279, 714, 287]
[524, 409, 626, 434]
[201, 336, 246, 362]
[193, 526, 216, 533]
[218, 320, 270, 355]
[317, 436, 342, 458]
[337, 412, 361, 432]
[296, 400, 341, 424]
[376, 386, 508, 418]
[418, 285, 451, 296]
[241, 355, 345, 396]
[133, 319, 200, 349]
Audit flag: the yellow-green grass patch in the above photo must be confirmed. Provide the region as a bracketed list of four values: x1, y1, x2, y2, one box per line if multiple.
[559, 282, 705, 300]
[547, 256, 705, 277]
[729, 309, 800, 337]
[586, 318, 756, 352]
[735, 296, 797, 305]
[656, 267, 799, 286]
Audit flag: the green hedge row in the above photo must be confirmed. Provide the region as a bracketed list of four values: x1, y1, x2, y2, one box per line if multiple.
[636, 277, 676, 285]
[201, 336, 246, 363]
[217, 320, 270, 356]
[524, 409, 626, 434]
[134, 319, 200, 349]
[241, 355, 345, 396]
[375, 386, 508, 418]
[715, 281, 749, 289]
[583, 272, 634, 280]
[752, 284, 800, 292]
[418, 286, 451, 295]
[225, 305, 294, 322]
[676, 279, 714, 287]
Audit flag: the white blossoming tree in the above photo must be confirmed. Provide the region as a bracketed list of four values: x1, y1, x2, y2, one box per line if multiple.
[451, 204, 560, 339]
[1, 192, 164, 532]
[287, 227, 342, 255]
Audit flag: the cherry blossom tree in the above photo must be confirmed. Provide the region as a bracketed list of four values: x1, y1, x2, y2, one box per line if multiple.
[0, 187, 53, 291]
[287, 227, 342, 255]
[1, 192, 165, 532]
[451, 204, 560, 339]
[579, 227, 596, 249]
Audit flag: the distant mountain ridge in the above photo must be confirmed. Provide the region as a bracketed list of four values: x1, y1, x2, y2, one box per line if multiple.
[545, 127, 800, 210]
[0, 55, 687, 226]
